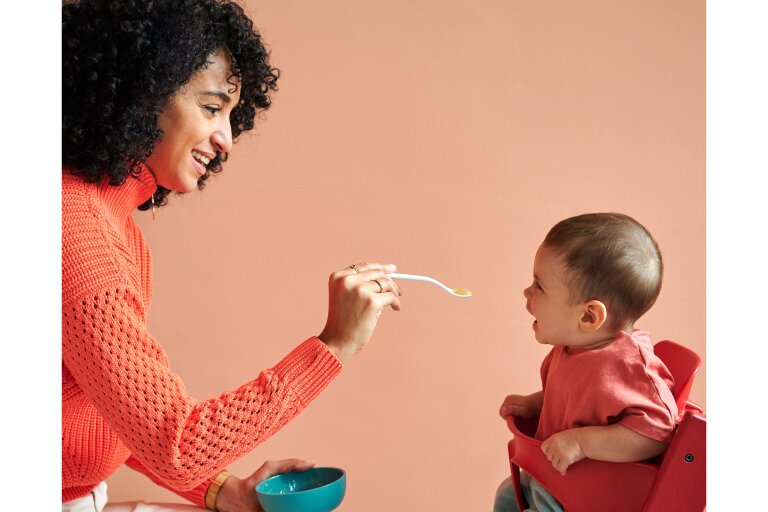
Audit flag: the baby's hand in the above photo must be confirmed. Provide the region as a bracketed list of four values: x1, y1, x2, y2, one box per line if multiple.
[499, 394, 535, 419]
[541, 429, 586, 475]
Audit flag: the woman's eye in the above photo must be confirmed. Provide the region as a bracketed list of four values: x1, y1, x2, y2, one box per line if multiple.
[203, 105, 221, 115]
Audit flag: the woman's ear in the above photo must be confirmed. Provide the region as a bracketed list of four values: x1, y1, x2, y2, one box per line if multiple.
[579, 300, 607, 332]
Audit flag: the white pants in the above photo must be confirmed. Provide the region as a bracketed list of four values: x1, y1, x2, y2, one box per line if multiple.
[62, 482, 208, 512]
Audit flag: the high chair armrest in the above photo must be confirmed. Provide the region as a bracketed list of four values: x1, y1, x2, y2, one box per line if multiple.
[506, 415, 658, 512]
[684, 400, 704, 414]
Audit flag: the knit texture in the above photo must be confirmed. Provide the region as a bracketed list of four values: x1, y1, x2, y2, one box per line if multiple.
[62, 165, 343, 504]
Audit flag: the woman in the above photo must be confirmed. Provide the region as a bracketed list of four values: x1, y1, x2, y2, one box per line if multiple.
[62, 1, 402, 510]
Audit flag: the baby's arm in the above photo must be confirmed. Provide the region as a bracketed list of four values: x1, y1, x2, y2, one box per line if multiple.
[499, 390, 544, 419]
[541, 424, 668, 475]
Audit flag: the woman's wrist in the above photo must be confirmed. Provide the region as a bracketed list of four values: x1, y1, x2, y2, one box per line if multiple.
[205, 470, 233, 511]
[318, 333, 352, 364]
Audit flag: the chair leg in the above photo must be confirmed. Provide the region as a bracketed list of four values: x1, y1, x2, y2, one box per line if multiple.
[510, 462, 528, 510]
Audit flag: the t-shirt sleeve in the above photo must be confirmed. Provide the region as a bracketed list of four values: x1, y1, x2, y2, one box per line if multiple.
[612, 354, 678, 443]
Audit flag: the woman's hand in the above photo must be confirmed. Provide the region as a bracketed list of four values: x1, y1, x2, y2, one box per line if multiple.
[318, 262, 402, 364]
[215, 459, 315, 512]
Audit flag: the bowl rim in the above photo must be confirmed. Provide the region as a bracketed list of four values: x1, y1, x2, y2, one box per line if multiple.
[255, 467, 346, 497]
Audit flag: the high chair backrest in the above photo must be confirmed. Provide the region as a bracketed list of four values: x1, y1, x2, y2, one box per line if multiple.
[653, 340, 702, 415]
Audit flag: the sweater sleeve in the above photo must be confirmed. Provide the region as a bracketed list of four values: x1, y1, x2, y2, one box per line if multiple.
[62, 284, 343, 492]
[124, 455, 212, 507]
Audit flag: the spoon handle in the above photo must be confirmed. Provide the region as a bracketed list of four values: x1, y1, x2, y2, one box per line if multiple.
[388, 272, 472, 298]
[387, 273, 448, 290]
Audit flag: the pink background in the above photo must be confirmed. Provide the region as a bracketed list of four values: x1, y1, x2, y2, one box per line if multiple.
[108, 0, 705, 510]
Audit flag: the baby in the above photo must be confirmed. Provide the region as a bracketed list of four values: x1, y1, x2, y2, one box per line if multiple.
[494, 212, 678, 512]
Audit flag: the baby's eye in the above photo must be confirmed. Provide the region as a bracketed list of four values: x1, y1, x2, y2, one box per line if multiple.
[533, 280, 542, 291]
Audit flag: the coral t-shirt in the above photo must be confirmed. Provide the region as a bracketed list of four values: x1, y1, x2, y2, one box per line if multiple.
[535, 330, 677, 443]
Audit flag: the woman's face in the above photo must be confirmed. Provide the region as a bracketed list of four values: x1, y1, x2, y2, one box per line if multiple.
[145, 47, 241, 193]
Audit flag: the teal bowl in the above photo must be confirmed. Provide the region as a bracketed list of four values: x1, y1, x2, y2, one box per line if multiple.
[256, 467, 346, 512]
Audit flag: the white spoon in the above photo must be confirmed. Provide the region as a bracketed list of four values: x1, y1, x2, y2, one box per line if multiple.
[387, 272, 472, 298]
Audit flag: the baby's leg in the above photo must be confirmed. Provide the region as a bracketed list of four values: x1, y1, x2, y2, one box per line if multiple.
[493, 476, 522, 512]
[494, 474, 564, 512]
[521, 473, 563, 512]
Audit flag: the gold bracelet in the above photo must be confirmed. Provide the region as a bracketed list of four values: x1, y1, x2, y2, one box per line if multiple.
[205, 470, 232, 511]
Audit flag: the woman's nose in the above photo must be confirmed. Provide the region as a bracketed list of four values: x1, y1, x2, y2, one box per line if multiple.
[211, 122, 233, 155]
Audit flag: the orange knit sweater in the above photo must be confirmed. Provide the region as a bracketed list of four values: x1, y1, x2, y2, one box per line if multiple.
[62, 164, 343, 505]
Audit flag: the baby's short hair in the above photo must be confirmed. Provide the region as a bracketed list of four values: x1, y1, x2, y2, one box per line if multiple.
[543, 212, 663, 330]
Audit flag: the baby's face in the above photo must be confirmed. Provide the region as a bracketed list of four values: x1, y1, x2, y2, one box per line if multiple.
[522, 245, 585, 346]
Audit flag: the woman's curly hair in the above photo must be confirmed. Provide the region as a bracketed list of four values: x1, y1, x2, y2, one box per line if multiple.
[63, 0, 279, 210]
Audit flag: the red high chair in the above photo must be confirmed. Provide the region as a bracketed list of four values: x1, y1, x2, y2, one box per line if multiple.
[505, 340, 705, 512]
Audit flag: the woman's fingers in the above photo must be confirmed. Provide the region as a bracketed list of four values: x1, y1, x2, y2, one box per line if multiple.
[372, 289, 402, 311]
[349, 267, 402, 297]
[333, 263, 401, 294]
[333, 264, 402, 301]
[347, 262, 397, 274]
[265, 458, 315, 477]
[366, 276, 401, 297]
[319, 261, 401, 363]
[251, 459, 316, 484]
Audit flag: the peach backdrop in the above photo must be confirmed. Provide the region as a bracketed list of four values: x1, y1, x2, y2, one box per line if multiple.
[108, 0, 705, 510]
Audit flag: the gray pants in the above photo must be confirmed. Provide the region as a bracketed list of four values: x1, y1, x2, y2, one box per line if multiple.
[493, 473, 564, 512]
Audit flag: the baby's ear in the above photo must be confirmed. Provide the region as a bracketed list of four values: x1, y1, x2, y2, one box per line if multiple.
[579, 300, 607, 332]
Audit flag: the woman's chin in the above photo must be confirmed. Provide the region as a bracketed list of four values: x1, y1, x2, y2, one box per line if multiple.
[182, 181, 199, 193]
[162, 178, 198, 194]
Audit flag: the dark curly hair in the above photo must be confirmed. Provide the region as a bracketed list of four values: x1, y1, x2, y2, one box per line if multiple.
[62, 0, 279, 210]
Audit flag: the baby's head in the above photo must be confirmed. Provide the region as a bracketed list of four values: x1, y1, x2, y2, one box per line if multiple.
[524, 212, 663, 349]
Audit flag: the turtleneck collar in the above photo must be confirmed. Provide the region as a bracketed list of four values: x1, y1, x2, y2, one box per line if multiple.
[100, 161, 158, 220]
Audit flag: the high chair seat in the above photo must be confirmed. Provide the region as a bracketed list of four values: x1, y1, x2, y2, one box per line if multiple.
[505, 340, 706, 512]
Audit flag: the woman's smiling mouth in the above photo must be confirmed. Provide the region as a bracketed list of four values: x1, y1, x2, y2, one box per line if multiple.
[192, 150, 212, 175]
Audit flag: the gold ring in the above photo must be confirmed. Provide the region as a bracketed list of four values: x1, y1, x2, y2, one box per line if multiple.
[373, 279, 383, 293]
[349, 264, 359, 273]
